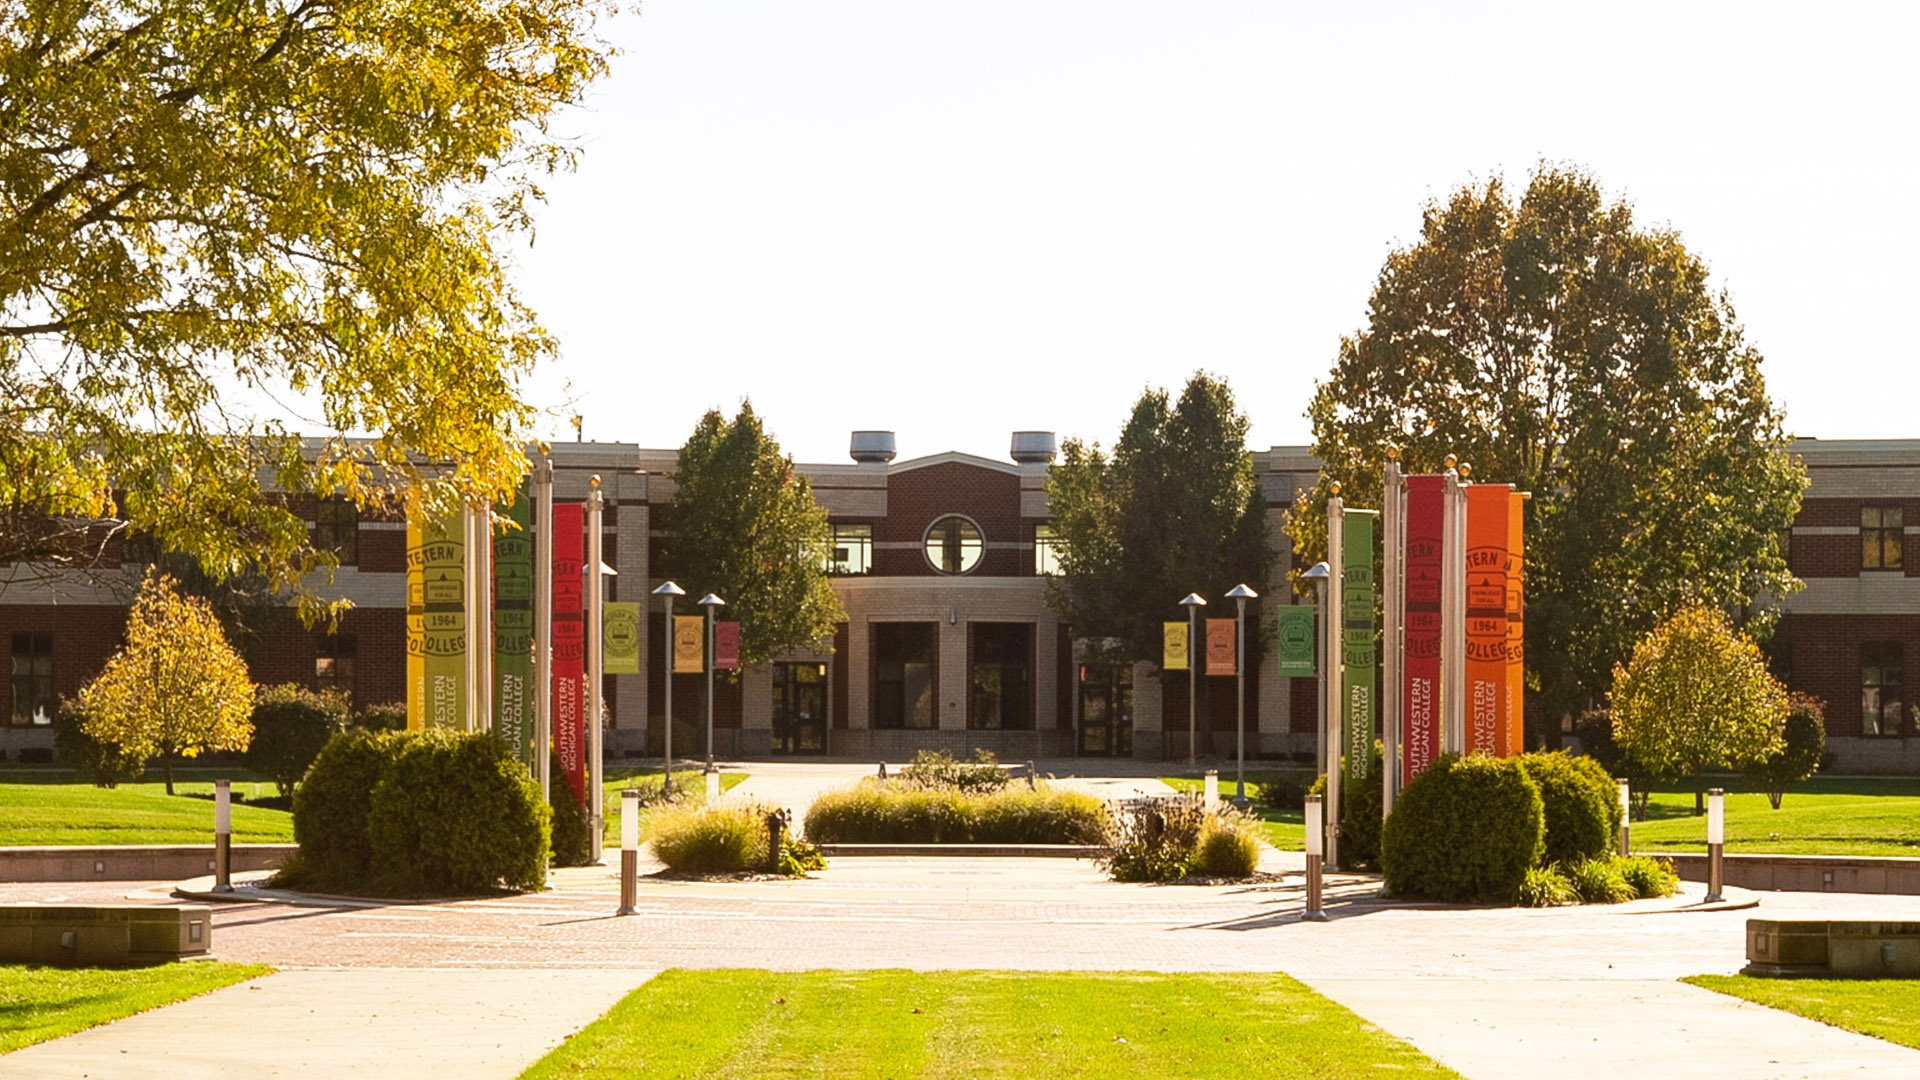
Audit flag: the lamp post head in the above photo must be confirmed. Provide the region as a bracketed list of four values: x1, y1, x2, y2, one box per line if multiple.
[1302, 562, 1330, 581]
[697, 593, 726, 609]
[1178, 593, 1207, 609]
[652, 581, 686, 598]
[1225, 583, 1258, 600]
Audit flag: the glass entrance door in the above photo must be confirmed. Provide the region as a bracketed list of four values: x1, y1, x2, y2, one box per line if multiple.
[772, 662, 828, 755]
[1077, 663, 1133, 757]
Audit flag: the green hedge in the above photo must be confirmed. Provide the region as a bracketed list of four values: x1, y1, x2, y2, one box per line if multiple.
[246, 684, 350, 796]
[1381, 753, 1543, 903]
[803, 781, 1108, 844]
[284, 730, 549, 896]
[1516, 751, 1622, 867]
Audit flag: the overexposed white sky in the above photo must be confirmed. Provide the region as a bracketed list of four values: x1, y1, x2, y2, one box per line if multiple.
[507, 0, 1917, 462]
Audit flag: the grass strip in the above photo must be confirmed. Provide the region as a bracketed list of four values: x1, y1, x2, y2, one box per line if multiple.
[1632, 779, 1920, 858]
[0, 962, 271, 1053]
[596, 768, 749, 844]
[522, 969, 1461, 1079]
[0, 775, 294, 846]
[1684, 974, 1920, 1050]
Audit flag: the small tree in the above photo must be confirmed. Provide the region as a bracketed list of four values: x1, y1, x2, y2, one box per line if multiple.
[1745, 693, 1826, 810]
[81, 570, 255, 794]
[52, 698, 148, 788]
[1610, 604, 1787, 814]
[245, 684, 351, 796]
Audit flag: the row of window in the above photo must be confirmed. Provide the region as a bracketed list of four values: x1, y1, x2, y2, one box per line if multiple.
[824, 521, 1062, 577]
[872, 622, 1033, 730]
[7, 633, 357, 725]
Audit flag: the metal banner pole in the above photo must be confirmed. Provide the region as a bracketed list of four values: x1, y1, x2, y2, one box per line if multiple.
[586, 477, 605, 864]
[1325, 489, 1344, 870]
[1441, 459, 1466, 755]
[1382, 455, 1404, 813]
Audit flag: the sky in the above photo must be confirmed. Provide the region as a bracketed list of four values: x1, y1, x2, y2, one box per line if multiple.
[501, 1, 1918, 463]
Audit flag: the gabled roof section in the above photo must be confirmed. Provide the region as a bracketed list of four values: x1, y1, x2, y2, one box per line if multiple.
[889, 450, 1026, 477]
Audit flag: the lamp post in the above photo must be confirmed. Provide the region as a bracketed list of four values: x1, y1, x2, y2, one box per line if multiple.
[1303, 793, 1327, 921]
[1617, 778, 1632, 856]
[1705, 787, 1726, 903]
[698, 592, 726, 770]
[617, 787, 639, 916]
[1301, 563, 1330, 780]
[1179, 593, 1207, 767]
[1225, 583, 1258, 805]
[652, 581, 685, 792]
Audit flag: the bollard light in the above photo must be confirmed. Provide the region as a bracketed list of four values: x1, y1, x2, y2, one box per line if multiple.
[617, 788, 640, 916]
[1203, 770, 1219, 810]
[1303, 794, 1327, 921]
[1705, 787, 1726, 903]
[213, 779, 233, 893]
[1617, 778, 1631, 856]
[705, 766, 721, 802]
[1304, 795, 1323, 857]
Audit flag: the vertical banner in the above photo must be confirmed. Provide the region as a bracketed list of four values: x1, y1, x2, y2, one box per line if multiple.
[602, 601, 641, 675]
[494, 485, 534, 768]
[405, 518, 426, 731]
[1506, 489, 1527, 757]
[714, 621, 741, 670]
[1162, 622, 1189, 670]
[551, 502, 586, 803]
[673, 615, 704, 673]
[1343, 510, 1378, 782]
[1276, 606, 1315, 677]
[1465, 485, 1511, 756]
[1403, 476, 1445, 786]
[1205, 618, 1236, 676]
[413, 505, 467, 729]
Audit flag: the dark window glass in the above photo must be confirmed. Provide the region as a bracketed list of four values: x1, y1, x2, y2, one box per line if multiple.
[1863, 641, 1904, 737]
[924, 516, 983, 574]
[969, 623, 1032, 730]
[315, 498, 359, 565]
[1862, 506, 1903, 570]
[316, 635, 357, 701]
[10, 632, 54, 726]
[873, 623, 935, 729]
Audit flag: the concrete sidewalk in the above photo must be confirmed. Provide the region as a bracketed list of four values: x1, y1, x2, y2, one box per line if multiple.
[2, 967, 651, 1079]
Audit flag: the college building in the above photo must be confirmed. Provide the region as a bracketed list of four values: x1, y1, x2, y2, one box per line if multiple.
[1, 434, 1915, 772]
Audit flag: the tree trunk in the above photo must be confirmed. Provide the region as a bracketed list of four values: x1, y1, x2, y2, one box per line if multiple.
[1693, 777, 1705, 816]
[1768, 790, 1784, 810]
[164, 752, 175, 797]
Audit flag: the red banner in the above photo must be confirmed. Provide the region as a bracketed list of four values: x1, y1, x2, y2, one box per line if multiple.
[551, 502, 586, 804]
[1465, 485, 1510, 756]
[1506, 489, 1526, 757]
[714, 620, 740, 670]
[1404, 475, 1444, 786]
[1205, 618, 1236, 676]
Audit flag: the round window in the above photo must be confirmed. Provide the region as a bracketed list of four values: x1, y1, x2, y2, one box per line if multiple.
[924, 515, 984, 574]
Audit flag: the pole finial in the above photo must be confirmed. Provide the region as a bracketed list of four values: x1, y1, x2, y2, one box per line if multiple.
[1444, 452, 1458, 469]
[538, 440, 552, 457]
[1458, 462, 1473, 479]
[1386, 446, 1400, 461]
[1329, 480, 1341, 496]
[590, 473, 602, 489]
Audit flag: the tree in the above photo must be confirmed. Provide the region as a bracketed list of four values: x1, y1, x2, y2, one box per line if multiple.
[0, 0, 613, 616]
[1294, 164, 1805, 727]
[1045, 372, 1272, 750]
[244, 683, 350, 797]
[52, 696, 147, 787]
[659, 403, 843, 667]
[80, 569, 255, 793]
[1745, 693, 1826, 810]
[1610, 604, 1787, 814]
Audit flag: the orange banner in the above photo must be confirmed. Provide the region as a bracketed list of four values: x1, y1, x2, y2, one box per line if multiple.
[1205, 618, 1236, 676]
[1465, 485, 1511, 756]
[1505, 489, 1526, 757]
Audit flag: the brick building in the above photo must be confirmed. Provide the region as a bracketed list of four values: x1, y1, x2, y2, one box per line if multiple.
[1, 434, 1913, 771]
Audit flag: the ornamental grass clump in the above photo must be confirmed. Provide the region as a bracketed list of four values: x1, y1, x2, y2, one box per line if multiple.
[649, 802, 824, 876]
[802, 780, 1107, 844]
[1102, 797, 1263, 882]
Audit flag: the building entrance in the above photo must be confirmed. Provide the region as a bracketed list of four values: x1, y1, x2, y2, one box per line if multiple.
[772, 662, 828, 755]
[1077, 663, 1133, 757]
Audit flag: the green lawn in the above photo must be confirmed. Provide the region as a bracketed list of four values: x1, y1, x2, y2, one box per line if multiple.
[1159, 773, 1308, 851]
[1630, 777, 1920, 858]
[0, 771, 294, 846]
[596, 767, 749, 844]
[0, 962, 270, 1053]
[1684, 975, 1920, 1050]
[521, 970, 1460, 1079]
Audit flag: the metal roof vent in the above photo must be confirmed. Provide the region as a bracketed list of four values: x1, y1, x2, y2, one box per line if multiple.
[850, 431, 897, 464]
[1010, 431, 1057, 464]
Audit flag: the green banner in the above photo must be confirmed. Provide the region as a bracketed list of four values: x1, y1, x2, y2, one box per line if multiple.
[414, 503, 467, 729]
[1277, 605, 1315, 677]
[603, 601, 641, 675]
[1342, 510, 1378, 782]
[494, 484, 534, 768]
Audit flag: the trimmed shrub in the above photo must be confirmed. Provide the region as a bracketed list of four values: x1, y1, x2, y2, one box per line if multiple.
[802, 781, 1107, 845]
[354, 701, 408, 732]
[1746, 694, 1826, 810]
[1565, 858, 1637, 904]
[1255, 774, 1309, 811]
[288, 729, 399, 885]
[549, 755, 593, 868]
[52, 697, 148, 788]
[1309, 751, 1384, 870]
[1193, 815, 1262, 877]
[1616, 854, 1680, 898]
[1517, 751, 1622, 867]
[1516, 865, 1576, 907]
[1381, 753, 1544, 903]
[365, 731, 550, 895]
[897, 749, 1010, 793]
[645, 717, 699, 759]
[246, 684, 350, 796]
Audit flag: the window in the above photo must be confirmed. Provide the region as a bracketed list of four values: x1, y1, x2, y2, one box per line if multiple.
[1034, 524, 1062, 576]
[1863, 506, 1903, 570]
[825, 523, 872, 575]
[315, 498, 359, 565]
[873, 623, 935, 729]
[10, 633, 53, 726]
[1863, 642, 1904, 737]
[924, 516, 983, 574]
[316, 635, 357, 700]
[969, 623, 1032, 730]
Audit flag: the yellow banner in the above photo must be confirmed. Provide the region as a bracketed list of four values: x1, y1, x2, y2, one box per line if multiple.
[1163, 622, 1189, 670]
[673, 614, 704, 673]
